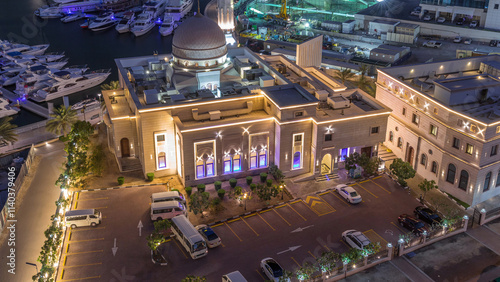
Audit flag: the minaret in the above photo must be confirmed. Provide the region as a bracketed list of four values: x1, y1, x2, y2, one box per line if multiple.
[217, 0, 234, 31]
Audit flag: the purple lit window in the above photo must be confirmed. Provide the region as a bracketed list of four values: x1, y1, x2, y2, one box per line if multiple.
[293, 152, 301, 169]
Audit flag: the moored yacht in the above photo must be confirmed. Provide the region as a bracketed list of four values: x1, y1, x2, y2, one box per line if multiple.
[115, 11, 135, 33]
[61, 11, 86, 23]
[143, 0, 166, 20]
[71, 98, 100, 110]
[164, 0, 193, 21]
[30, 69, 111, 102]
[130, 12, 155, 36]
[89, 12, 119, 31]
[159, 15, 177, 36]
[35, 6, 62, 19]
[0, 96, 20, 118]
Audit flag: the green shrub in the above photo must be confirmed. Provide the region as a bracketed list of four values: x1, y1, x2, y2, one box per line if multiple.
[214, 181, 222, 190]
[246, 176, 253, 185]
[217, 189, 226, 200]
[266, 178, 273, 187]
[250, 183, 257, 191]
[146, 172, 154, 181]
[117, 176, 124, 185]
[185, 186, 192, 196]
[197, 184, 206, 193]
[229, 178, 237, 188]
[234, 186, 242, 196]
[260, 172, 268, 183]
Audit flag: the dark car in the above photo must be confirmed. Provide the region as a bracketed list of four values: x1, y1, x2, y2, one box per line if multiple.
[490, 40, 499, 47]
[398, 214, 428, 236]
[414, 206, 442, 225]
[455, 17, 465, 25]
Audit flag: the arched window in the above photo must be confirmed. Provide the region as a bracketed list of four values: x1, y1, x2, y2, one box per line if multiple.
[431, 161, 438, 174]
[446, 164, 456, 184]
[293, 152, 301, 169]
[250, 151, 257, 169]
[233, 154, 241, 172]
[206, 158, 214, 177]
[420, 154, 427, 167]
[223, 155, 231, 174]
[397, 137, 403, 148]
[484, 172, 492, 192]
[158, 152, 166, 169]
[458, 170, 468, 190]
[389, 131, 394, 142]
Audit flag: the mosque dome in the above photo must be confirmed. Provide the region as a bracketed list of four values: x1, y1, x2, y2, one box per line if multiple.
[172, 13, 228, 65]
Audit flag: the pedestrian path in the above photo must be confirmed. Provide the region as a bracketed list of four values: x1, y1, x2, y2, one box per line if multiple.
[467, 225, 500, 255]
[390, 256, 434, 282]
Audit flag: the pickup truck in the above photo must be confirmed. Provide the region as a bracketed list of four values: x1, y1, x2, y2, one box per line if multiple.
[422, 41, 442, 48]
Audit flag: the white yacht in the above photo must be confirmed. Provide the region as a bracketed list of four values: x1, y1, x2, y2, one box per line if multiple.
[35, 6, 62, 19]
[30, 69, 111, 102]
[0, 43, 50, 56]
[165, 0, 193, 21]
[58, 1, 100, 14]
[130, 12, 155, 36]
[61, 11, 86, 23]
[143, 0, 166, 20]
[53, 0, 79, 4]
[0, 96, 20, 118]
[89, 12, 119, 31]
[115, 11, 135, 33]
[159, 15, 177, 36]
[71, 98, 100, 110]
[3, 51, 65, 64]
[0, 60, 69, 87]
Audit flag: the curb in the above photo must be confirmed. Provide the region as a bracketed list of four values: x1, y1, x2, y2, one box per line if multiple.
[79, 182, 169, 192]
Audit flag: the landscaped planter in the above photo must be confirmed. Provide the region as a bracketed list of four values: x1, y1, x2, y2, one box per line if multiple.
[151, 249, 167, 266]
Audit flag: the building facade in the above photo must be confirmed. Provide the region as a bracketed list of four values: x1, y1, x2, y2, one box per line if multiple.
[376, 55, 500, 206]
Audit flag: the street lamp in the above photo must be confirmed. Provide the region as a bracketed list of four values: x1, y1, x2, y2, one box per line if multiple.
[26, 262, 38, 274]
[97, 93, 101, 102]
[243, 192, 248, 210]
[279, 182, 285, 200]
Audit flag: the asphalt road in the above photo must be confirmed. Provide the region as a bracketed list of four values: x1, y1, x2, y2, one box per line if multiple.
[57, 175, 423, 281]
[0, 142, 65, 282]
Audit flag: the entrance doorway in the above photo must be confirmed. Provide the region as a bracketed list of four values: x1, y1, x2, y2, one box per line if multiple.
[120, 138, 130, 157]
[361, 146, 372, 157]
[321, 154, 332, 174]
[407, 146, 414, 165]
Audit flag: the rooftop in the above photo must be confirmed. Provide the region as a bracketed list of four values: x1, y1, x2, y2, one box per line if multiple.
[263, 84, 318, 108]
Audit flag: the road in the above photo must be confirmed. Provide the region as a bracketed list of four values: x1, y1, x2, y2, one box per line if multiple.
[0, 142, 65, 282]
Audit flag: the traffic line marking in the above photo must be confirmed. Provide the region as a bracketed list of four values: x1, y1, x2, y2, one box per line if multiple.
[300, 199, 321, 216]
[354, 183, 378, 198]
[77, 197, 109, 201]
[308, 251, 316, 259]
[360, 180, 370, 184]
[212, 223, 224, 228]
[65, 250, 103, 256]
[173, 239, 189, 259]
[241, 217, 259, 236]
[70, 227, 105, 232]
[369, 180, 391, 194]
[225, 222, 243, 242]
[259, 209, 271, 214]
[255, 269, 266, 280]
[391, 222, 407, 234]
[290, 200, 302, 204]
[291, 256, 301, 267]
[257, 212, 275, 231]
[287, 203, 307, 221]
[68, 231, 72, 241]
[69, 238, 104, 243]
[373, 176, 382, 180]
[63, 256, 67, 266]
[244, 213, 256, 218]
[317, 194, 337, 212]
[60, 269, 65, 280]
[275, 204, 287, 209]
[63, 262, 102, 269]
[272, 208, 291, 226]
[363, 229, 388, 246]
[60, 275, 100, 281]
[330, 191, 351, 206]
[322, 244, 331, 251]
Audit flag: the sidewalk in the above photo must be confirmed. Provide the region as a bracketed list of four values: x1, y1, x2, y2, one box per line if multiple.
[390, 256, 434, 282]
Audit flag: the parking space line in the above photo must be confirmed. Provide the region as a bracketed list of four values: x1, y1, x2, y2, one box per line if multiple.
[60, 275, 101, 281]
[212, 223, 224, 228]
[291, 256, 301, 267]
[69, 238, 104, 243]
[373, 176, 382, 180]
[63, 256, 67, 266]
[259, 209, 271, 214]
[244, 213, 256, 218]
[287, 203, 307, 221]
[74, 192, 79, 209]
[77, 197, 109, 201]
[322, 244, 331, 251]
[225, 222, 243, 242]
[308, 251, 316, 259]
[255, 269, 266, 280]
[359, 180, 370, 184]
[257, 213, 275, 231]
[300, 199, 321, 216]
[363, 229, 388, 246]
[354, 183, 378, 199]
[340, 239, 350, 248]
[70, 227, 105, 232]
[173, 239, 189, 259]
[66, 244, 70, 253]
[275, 204, 287, 209]
[369, 180, 391, 194]
[240, 217, 259, 236]
[316, 194, 337, 212]
[65, 250, 103, 256]
[391, 222, 407, 234]
[329, 190, 351, 206]
[62, 262, 102, 269]
[272, 208, 291, 226]
[228, 218, 241, 223]
[60, 269, 65, 280]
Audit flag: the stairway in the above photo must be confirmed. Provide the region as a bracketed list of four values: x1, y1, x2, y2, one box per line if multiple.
[315, 172, 339, 182]
[120, 157, 142, 172]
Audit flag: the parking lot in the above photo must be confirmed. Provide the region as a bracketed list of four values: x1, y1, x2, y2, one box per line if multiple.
[56, 175, 425, 281]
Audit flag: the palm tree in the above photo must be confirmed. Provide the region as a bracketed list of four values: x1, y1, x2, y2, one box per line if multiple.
[100, 80, 119, 90]
[0, 116, 18, 144]
[358, 64, 369, 79]
[333, 68, 356, 84]
[46, 105, 78, 136]
[356, 75, 376, 97]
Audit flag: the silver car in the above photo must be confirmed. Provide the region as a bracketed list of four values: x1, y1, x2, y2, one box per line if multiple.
[335, 184, 362, 204]
[342, 230, 371, 250]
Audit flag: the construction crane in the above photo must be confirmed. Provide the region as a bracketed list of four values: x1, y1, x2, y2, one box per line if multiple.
[278, 0, 288, 20]
[264, 0, 289, 25]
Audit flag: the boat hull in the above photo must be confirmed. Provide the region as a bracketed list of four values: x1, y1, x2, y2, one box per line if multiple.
[131, 24, 155, 36]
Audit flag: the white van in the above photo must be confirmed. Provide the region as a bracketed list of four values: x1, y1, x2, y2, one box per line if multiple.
[65, 209, 101, 228]
[150, 201, 187, 221]
[222, 271, 248, 282]
[151, 191, 186, 204]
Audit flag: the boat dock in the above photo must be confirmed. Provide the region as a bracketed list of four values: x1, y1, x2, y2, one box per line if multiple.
[0, 88, 50, 118]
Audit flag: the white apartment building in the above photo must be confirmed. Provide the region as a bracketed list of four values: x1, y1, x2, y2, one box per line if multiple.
[376, 55, 500, 206]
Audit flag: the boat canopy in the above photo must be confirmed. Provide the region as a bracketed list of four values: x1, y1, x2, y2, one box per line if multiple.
[6, 51, 23, 56]
[54, 70, 71, 77]
[30, 65, 48, 72]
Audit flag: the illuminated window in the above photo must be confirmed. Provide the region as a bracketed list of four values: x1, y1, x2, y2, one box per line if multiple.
[158, 152, 166, 169]
[466, 144, 473, 155]
[155, 133, 167, 170]
[196, 159, 205, 179]
[223, 155, 231, 173]
[430, 125, 438, 136]
[446, 164, 456, 184]
[233, 154, 241, 172]
[389, 131, 394, 142]
[431, 161, 438, 174]
[293, 152, 301, 169]
[206, 158, 214, 177]
[339, 148, 349, 162]
[458, 170, 468, 190]
[259, 150, 267, 167]
[484, 172, 492, 192]
[292, 133, 304, 170]
[250, 151, 257, 169]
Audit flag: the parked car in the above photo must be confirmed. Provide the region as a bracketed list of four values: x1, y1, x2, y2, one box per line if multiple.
[436, 17, 446, 23]
[470, 20, 478, 28]
[414, 206, 442, 225]
[398, 214, 429, 236]
[195, 224, 221, 248]
[410, 10, 420, 16]
[490, 40, 499, 47]
[464, 38, 472, 45]
[422, 40, 442, 48]
[342, 230, 371, 250]
[456, 17, 465, 25]
[335, 184, 362, 204]
[453, 36, 462, 43]
[423, 14, 433, 21]
[260, 258, 288, 282]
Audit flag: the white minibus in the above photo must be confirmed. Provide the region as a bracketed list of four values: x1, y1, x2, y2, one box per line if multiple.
[150, 201, 187, 221]
[171, 215, 208, 259]
[151, 191, 186, 204]
[65, 209, 102, 228]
